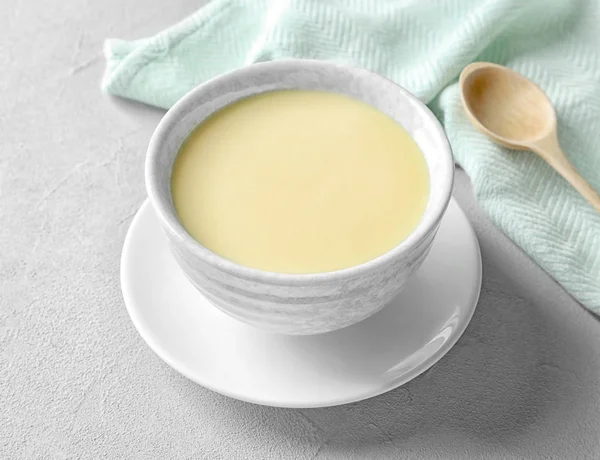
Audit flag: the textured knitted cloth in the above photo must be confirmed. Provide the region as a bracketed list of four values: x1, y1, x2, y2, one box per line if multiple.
[103, 0, 600, 313]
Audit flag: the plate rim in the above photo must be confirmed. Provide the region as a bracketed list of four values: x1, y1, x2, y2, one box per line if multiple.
[121, 199, 482, 408]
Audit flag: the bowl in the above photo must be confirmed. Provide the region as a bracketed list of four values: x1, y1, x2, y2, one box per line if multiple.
[145, 59, 454, 335]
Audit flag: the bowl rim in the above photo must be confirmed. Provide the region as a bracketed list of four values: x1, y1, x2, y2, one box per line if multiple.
[146, 59, 454, 284]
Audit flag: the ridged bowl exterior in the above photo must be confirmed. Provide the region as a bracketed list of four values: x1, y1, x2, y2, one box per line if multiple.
[168, 227, 437, 335]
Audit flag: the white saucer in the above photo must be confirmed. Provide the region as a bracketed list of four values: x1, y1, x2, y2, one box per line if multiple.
[121, 199, 481, 408]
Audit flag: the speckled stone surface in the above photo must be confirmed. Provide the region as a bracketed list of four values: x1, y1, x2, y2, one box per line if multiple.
[1, 0, 600, 458]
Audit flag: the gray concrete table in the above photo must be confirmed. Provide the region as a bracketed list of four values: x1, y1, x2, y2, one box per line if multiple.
[1, 0, 599, 458]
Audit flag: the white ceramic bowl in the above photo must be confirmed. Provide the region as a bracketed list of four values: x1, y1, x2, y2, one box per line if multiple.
[145, 59, 454, 335]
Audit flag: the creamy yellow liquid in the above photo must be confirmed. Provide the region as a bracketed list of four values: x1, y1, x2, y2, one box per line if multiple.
[172, 90, 429, 274]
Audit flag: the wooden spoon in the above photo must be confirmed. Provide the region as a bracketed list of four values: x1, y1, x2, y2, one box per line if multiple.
[459, 61, 600, 212]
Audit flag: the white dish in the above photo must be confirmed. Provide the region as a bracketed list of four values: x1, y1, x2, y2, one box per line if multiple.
[121, 198, 481, 408]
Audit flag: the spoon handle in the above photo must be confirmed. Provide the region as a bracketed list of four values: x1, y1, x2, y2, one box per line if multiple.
[530, 135, 600, 212]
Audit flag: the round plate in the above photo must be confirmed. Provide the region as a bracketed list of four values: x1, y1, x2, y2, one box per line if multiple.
[121, 199, 481, 408]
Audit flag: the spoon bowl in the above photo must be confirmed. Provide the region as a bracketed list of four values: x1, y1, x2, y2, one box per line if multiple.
[460, 62, 555, 147]
[459, 61, 600, 212]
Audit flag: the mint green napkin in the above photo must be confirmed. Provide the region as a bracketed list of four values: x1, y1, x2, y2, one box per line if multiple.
[103, 0, 600, 313]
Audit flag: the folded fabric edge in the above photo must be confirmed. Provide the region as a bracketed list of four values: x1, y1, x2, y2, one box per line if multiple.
[473, 177, 600, 313]
[101, 0, 234, 100]
[102, 39, 137, 93]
